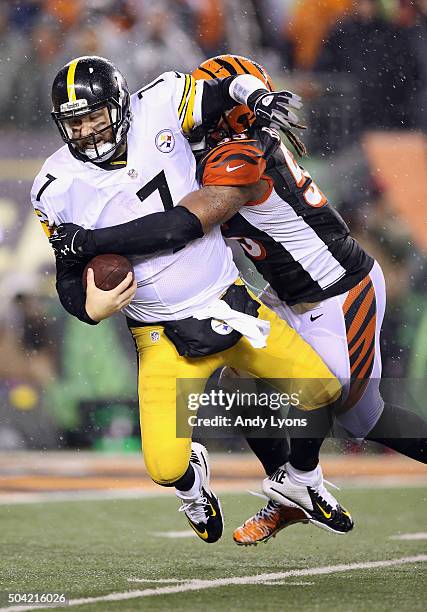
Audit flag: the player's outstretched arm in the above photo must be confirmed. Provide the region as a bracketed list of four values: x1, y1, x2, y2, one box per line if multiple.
[177, 183, 264, 232]
[49, 207, 205, 260]
[49, 184, 258, 260]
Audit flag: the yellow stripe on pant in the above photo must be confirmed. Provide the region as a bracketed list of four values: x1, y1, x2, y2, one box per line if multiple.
[130, 295, 341, 486]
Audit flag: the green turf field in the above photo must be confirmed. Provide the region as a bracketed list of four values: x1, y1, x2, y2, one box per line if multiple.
[0, 486, 426, 611]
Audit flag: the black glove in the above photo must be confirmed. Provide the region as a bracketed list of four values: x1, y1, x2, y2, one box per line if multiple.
[248, 89, 304, 131]
[253, 126, 281, 160]
[49, 223, 95, 259]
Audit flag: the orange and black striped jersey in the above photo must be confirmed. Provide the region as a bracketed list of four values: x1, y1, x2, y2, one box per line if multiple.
[196, 134, 268, 188]
[197, 134, 374, 305]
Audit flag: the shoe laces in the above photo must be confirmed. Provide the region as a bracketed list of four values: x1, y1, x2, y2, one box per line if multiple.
[251, 500, 281, 524]
[312, 480, 338, 510]
[179, 495, 208, 524]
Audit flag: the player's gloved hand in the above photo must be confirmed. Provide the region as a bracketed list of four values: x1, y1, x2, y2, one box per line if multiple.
[253, 126, 281, 160]
[85, 268, 137, 322]
[248, 89, 305, 131]
[50, 223, 95, 259]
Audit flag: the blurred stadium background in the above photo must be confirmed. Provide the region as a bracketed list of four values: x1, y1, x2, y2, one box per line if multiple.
[0, 0, 426, 500]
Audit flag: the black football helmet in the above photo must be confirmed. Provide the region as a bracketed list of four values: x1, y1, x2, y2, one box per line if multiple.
[51, 56, 131, 163]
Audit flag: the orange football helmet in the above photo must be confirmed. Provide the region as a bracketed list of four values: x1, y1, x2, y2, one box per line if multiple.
[192, 55, 274, 134]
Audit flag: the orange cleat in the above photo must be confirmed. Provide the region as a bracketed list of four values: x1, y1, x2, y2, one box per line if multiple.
[233, 500, 308, 546]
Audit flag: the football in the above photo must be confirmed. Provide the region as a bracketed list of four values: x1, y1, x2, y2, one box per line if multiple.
[82, 254, 134, 291]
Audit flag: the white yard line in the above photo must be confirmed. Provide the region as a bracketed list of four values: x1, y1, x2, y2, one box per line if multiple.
[260, 581, 315, 586]
[0, 555, 425, 612]
[127, 578, 190, 583]
[390, 532, 427, 541]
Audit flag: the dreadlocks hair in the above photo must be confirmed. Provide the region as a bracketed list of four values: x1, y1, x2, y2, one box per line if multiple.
[283, 127, 308, 158]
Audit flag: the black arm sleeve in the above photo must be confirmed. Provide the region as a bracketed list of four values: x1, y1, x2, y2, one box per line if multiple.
[56, 258, 98, 325]
[199, 76, 238, 127]
[89, 206, 204, 257]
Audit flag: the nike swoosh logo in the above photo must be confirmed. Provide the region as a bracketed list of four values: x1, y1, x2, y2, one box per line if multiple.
[188, 522, 209, 539]
[310, 313, 323, 322]
[316, 502, 332, 519]
[226, 163, 245, 173]
[209, 502, 216, 518]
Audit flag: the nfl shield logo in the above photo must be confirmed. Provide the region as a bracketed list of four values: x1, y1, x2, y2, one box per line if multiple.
[155, 129, 175, 153]
[150, 331, 160, 343]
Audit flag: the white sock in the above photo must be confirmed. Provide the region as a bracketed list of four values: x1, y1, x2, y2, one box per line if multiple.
[176, 467, 201, 502]
[287, 462, 323, 488]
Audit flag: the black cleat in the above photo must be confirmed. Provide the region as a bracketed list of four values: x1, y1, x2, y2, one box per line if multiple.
[177, 443, 223, 543]
[263, 465, 354, 535]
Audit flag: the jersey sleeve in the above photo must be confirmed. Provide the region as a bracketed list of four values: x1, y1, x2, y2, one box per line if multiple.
[174, 73, 201, 133]
[30, 173, 58, 238]
[154, 71, 201, 134]
[31, 160, 73, 238]
[170, 72, 240, 134]
[133, 71, 201, 134]
[198, 139, 267, 187]
[146, 71, 267, 136]
[156, 71, 265, 135]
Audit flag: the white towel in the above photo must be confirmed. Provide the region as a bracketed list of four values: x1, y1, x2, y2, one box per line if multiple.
[193, 299, 270, 349]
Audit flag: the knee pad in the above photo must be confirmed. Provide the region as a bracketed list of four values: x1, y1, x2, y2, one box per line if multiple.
[337, 384, 384, 439]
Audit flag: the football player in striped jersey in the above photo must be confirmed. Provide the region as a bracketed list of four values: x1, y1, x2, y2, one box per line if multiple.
[50, 55, 427, 543]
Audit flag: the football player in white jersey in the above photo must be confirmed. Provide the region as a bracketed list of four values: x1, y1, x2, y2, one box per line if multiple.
[51, 55, 427, 545]
[32, 56, 346, 543]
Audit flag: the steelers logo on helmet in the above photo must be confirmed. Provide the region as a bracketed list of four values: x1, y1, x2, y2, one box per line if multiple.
[155, 129, 175, 153]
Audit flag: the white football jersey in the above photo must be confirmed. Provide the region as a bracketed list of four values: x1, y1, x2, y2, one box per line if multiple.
[31, 72, 238, 322]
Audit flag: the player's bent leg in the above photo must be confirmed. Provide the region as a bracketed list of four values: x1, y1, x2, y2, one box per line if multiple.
[250, 302, 352, 533]
[334, 260, 386, 441]
[225, 300, 352, 533]
[131, 325, 224, 542]
[366, 403, 427, 464]
[259, 269, 386, 532]
[335, 262, 427, 463]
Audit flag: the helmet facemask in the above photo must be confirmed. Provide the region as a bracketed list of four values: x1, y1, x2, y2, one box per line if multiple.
[53, 97, 130, 163]
[186, 123, 230, 162]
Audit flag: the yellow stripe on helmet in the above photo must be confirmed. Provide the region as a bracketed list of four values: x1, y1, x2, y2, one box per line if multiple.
[66, 58, 79, 102]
